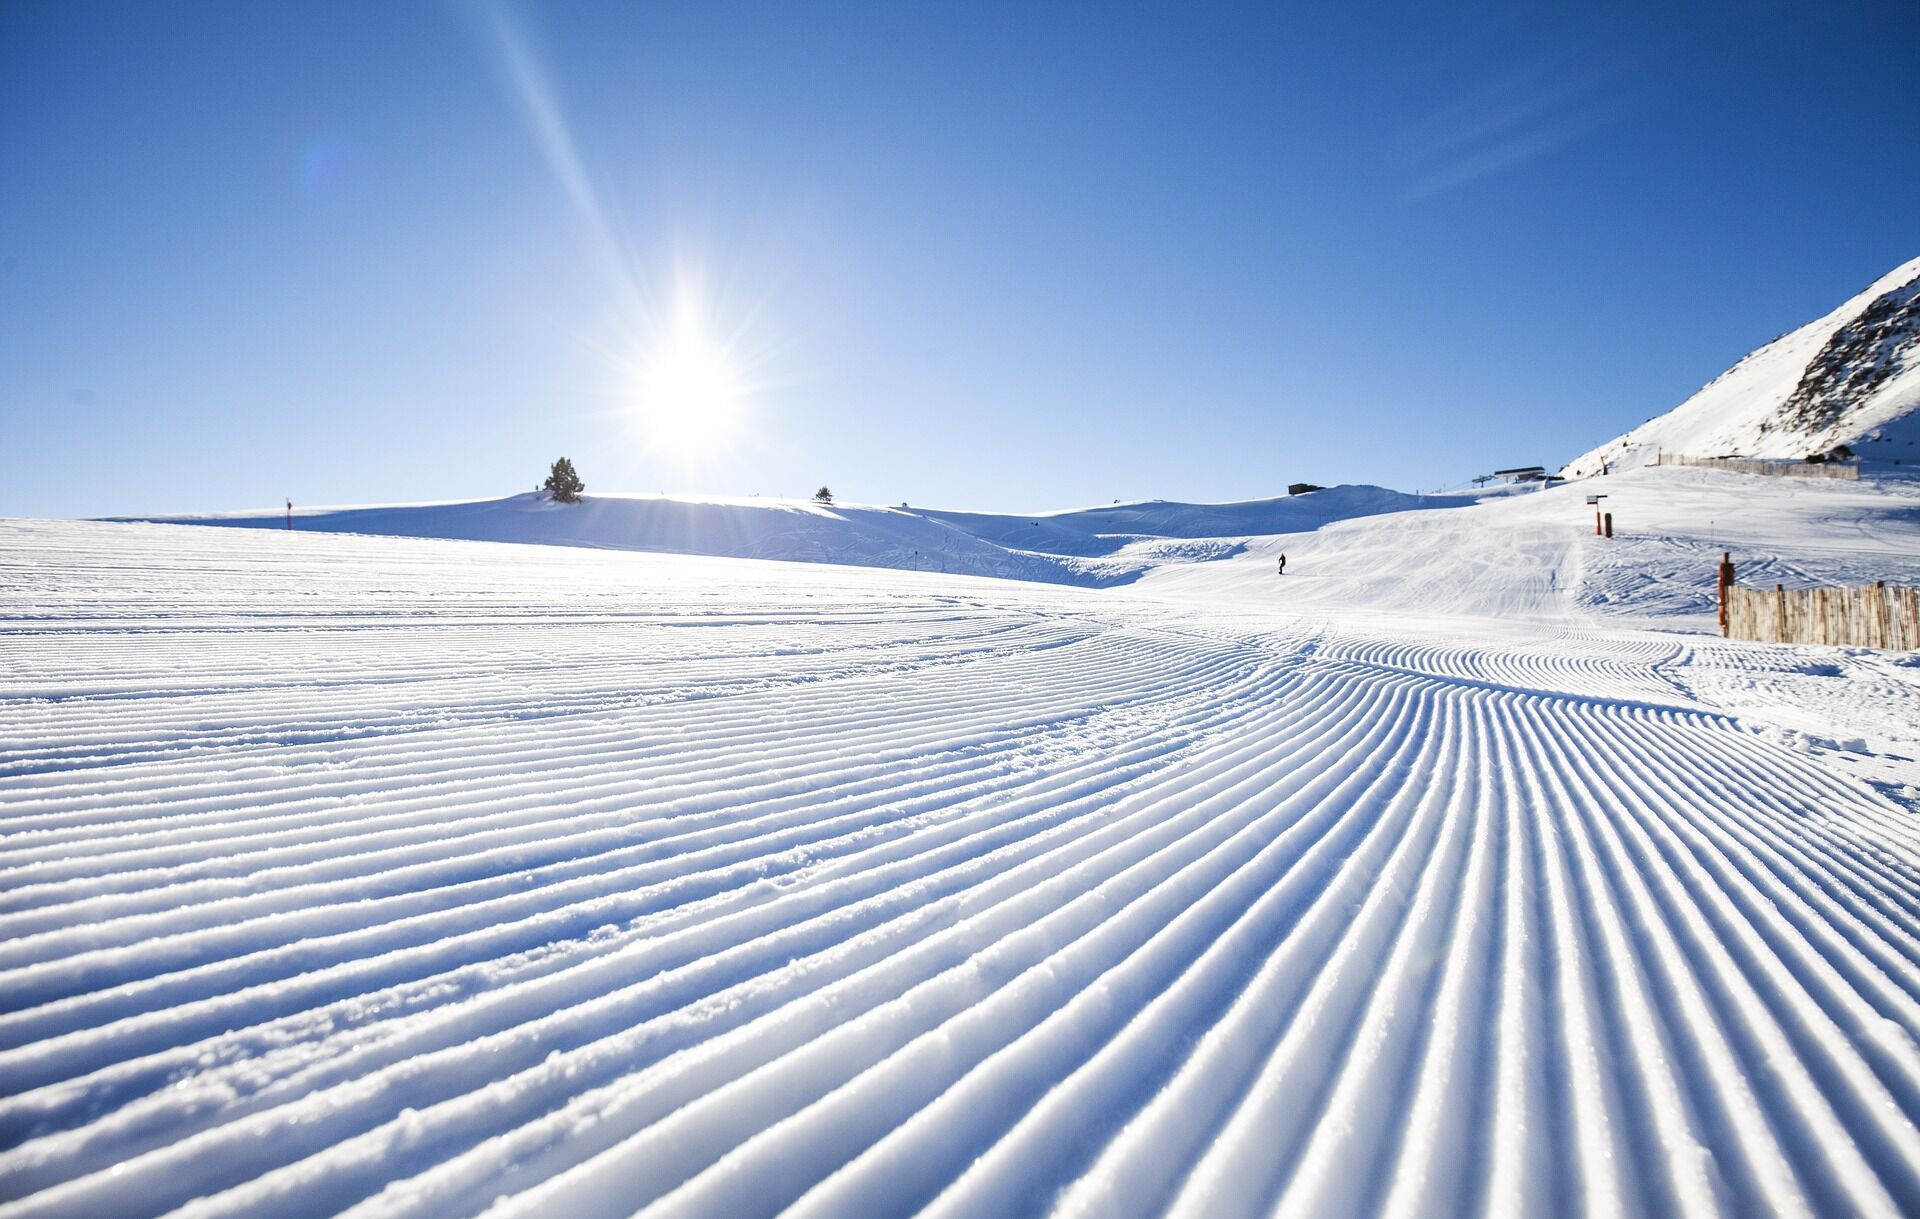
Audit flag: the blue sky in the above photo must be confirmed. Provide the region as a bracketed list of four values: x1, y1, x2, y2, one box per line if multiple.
[2, 0, 1916, 516]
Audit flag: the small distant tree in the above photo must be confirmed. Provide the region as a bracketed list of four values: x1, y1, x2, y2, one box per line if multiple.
[814, 486, 833, 504]
[544, 457, 585, 503]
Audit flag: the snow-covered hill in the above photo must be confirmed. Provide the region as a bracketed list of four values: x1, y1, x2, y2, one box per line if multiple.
[1563, 254, 1920, 475]
[124, 486, 1469, 587]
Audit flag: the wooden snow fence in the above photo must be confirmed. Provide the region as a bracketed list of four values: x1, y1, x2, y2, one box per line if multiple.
[1725, 580, 1920, 650]
[1656, 452, 1860, 480]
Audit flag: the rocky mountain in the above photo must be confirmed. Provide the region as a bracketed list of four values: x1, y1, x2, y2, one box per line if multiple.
[1562, 254, 1920, 476]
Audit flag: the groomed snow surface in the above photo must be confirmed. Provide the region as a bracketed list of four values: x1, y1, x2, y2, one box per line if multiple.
[8, 466, 1920, 1218]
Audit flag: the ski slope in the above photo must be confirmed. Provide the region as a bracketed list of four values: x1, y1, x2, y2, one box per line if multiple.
[7, 467, 1920, 1217]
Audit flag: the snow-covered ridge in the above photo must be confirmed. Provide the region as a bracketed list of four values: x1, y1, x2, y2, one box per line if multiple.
[1562, 254, 1920, 475]
[121, 485, 1471, 587]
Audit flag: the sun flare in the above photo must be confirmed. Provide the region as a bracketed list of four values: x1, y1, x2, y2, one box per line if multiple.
[633, 322, 741, 456]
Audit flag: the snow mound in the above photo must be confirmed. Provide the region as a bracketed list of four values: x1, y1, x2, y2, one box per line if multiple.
[1563, 254, 1920, 475]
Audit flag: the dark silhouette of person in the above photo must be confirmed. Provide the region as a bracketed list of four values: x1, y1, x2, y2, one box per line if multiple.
[1277, 553, 1287, 575]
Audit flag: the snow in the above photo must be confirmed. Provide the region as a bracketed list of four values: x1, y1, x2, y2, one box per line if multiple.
[7, 462, 1920, 1217]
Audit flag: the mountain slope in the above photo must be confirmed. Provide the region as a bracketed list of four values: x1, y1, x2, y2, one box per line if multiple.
[1562, 255, 1920, 475]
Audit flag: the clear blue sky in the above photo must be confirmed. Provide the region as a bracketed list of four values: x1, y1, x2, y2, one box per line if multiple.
[2, 0, 1916, 516]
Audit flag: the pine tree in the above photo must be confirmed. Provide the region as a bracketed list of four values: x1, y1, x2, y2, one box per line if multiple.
[544, 457, 585, 503]
[814, 486, 833, 504]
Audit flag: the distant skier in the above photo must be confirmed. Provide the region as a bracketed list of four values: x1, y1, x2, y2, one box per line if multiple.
[1277, 553, 1287, 575]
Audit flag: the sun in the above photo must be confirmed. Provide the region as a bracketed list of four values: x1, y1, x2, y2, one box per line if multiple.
[633, 322, 741, 456]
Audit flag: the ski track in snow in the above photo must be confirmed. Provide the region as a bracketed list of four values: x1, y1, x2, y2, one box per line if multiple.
[4, 518, 1920, 1218]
